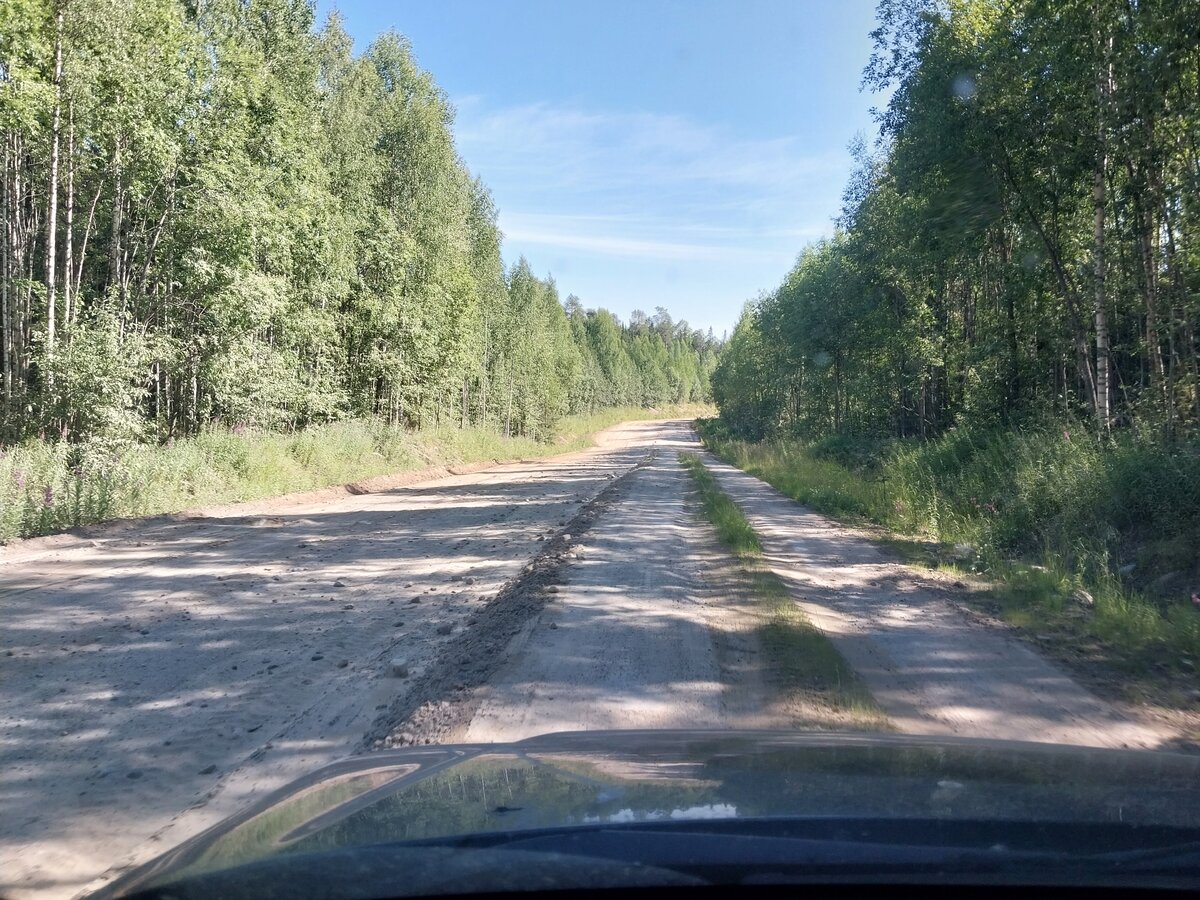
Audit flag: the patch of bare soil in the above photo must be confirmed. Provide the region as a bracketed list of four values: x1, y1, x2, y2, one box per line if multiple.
[0, 420, 671, 900]
[945, 589, 1200, 753]
[459, 425, 799, 743]
[0, 460, 508, 565]
[692, 514, 888, 734]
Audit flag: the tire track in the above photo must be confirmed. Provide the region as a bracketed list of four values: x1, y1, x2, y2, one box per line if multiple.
[363, 450, 659, 749]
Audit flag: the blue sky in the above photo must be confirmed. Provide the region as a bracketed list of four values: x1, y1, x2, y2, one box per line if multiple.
[314, 0, 883, 336]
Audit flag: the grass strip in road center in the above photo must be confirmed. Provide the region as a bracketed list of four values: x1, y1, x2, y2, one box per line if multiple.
[679, 452, 888, 731]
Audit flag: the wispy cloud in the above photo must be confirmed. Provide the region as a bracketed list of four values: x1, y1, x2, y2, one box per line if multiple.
[449, 99, 853, 328]
[499, 212, 825, 262]
[455, 101, 844, 196]
[501, 225, 772, 263]
[453, 101, 846, 264]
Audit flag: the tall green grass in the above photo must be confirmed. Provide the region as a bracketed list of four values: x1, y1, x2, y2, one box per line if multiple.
[678, 452, 762, 555]
[697, 419, 1200, 675]
[0, 405, 709, 543]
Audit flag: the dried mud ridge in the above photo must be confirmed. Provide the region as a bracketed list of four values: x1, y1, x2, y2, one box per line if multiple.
[361, 450, 660, 750]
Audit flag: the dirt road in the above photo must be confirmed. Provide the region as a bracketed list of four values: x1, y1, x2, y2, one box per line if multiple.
[1, 422, 660, 898]
[0, 419, 1174, 899]
[698, 452, 1174, 750]
[463, 428, 780, 742]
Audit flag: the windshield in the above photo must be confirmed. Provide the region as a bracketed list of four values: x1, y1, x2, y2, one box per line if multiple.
[1, 1, 1198, 898]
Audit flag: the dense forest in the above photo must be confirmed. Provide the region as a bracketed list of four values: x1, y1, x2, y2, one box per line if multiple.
[714, 0, 1200, 441]
[707, 0, 1200, 643]
[0, 0, 718, 448]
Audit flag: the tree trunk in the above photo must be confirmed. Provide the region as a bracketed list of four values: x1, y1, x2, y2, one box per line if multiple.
[45, 6, 65, 355]
[108, 138, 124, 302]
[1161, 191, 1197, 423]
[74, 181, 103, 311]
[1092, 161, 1110, 429]
[1002, 231, 1019, 416]
[505, 365, 514, 438]
[63, 100, 74, 336]
[2, 135, 11, 409]
[994, 145, 1099, 414]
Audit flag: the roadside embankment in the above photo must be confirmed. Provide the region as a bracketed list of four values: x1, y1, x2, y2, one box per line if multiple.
[0, 405, 712, 544]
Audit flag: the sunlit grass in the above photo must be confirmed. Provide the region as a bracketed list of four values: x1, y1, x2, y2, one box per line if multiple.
[678, 452, 761, 556]
[695, 419, 1200, 693]
[679, 452, 887, 729]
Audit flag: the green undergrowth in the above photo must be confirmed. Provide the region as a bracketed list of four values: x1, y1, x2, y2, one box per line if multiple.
[696, 419, 1200, 690]
[679, 452, 887, 729]
[0, 405, 709, 543]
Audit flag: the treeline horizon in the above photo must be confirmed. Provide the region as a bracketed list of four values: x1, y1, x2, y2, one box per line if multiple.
[714, 0, 1200, 443]
[0, 0, 719, 448]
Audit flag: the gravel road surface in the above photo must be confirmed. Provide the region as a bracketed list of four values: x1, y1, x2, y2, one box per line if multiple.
[0, 419, 1176, 899]
[464, 425, 778, 741]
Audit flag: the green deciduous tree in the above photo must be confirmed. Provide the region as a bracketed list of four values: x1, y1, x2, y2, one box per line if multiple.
[0, 1, 719, 447]
[715, 0, 1200, 444]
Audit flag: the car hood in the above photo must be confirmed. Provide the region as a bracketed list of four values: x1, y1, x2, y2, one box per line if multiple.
[100, 730, 1200, 896]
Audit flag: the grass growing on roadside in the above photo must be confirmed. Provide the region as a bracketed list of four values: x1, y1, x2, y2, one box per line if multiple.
[679, 452, 887, 729]
[695, 419, 1200, 696]
[0, 405, 710, 543]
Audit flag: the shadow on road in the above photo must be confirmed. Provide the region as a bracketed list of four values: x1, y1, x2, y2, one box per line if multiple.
[0, 439, 653, 897]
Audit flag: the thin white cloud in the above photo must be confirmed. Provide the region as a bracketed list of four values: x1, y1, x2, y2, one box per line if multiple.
[501, 225, 777, 262]
[502, 211, 827, 241]
[454, 101, 846, 197]
[451, 98, 852, 328]
[499, 211, 826, 262]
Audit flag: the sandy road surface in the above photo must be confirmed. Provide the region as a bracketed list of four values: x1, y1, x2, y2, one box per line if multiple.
[0, 419, 1175, 899]
[698, 451, 1174, 750]
[0, 422, 661, 899]
[434, 426, 1165, 750]
[465, 424, 779, 742]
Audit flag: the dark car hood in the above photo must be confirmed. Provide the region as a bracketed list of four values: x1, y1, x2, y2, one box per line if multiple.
[100, 730, 1200, 896]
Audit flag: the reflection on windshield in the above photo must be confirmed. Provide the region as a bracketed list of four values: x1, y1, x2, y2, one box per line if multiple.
[583, 804, 739, 825]
[152, 737, 1200, 887]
